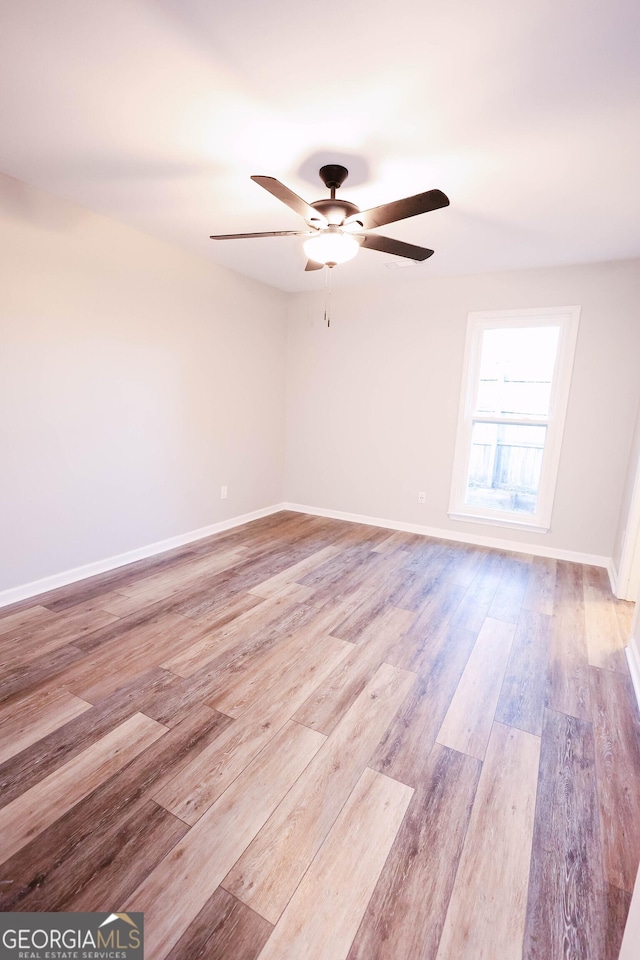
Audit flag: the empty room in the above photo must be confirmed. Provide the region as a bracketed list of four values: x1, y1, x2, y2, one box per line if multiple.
[1, 1, 640, 958]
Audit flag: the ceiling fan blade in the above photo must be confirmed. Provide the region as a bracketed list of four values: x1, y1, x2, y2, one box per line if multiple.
[349, 189, 449, 230]
[305, 260, 324, 271]
[358, 234, 434, 261]
[251, 176, 328, 226]
[209, 230, 311, 239]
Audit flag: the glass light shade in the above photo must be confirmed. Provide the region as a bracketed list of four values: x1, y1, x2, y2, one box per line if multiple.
[303, 229, 359, 266]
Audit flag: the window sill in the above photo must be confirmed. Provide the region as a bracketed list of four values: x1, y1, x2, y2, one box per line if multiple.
[448, 511, 550, 535]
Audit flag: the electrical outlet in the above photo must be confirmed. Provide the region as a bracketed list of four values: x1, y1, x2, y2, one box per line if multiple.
[220, 485, 228, 500]
[418, 491, 426, 504]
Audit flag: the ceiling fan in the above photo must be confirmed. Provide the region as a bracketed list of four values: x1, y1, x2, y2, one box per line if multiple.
[209, 164, 449, 271]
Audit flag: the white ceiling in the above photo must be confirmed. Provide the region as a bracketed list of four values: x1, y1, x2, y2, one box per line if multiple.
[1, 0, 639, 292]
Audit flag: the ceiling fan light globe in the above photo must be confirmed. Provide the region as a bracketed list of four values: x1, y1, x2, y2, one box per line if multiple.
[303, 230, 359, 266]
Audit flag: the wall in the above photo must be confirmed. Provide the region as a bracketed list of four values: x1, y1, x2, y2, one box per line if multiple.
[620, 861, 640, 960]
[285, 258, 640, 560]
[612, 396, 640, 596]
[3, 169, 639, 596]
[0, 174, 287, 595]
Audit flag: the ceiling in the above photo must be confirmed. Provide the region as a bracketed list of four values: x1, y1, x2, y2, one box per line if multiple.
[1, 0, 639, 292]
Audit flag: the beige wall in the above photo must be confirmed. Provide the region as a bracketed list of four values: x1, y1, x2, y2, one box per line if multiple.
[285, 258, 640, 559]
[0, 174, 287, 593]
[620, 744, 640, 958]
[613, 397, 640, 589]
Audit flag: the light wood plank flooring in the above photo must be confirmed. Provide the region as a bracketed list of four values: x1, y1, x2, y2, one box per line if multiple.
[0, 511, 638, 959]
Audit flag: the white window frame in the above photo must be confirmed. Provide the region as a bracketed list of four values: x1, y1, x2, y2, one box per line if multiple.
[448, 305, 581, 533]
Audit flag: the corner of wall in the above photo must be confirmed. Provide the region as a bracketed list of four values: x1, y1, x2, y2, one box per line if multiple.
[0, 504, 286, 609]
[625, 638, 640, 714]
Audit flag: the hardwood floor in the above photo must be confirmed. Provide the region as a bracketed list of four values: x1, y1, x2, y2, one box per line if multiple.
[0, 510, 638, 959]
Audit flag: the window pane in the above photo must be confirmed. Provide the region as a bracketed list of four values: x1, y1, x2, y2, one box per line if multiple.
[475, 326, 560, 417]
[465, 420, 547, 515]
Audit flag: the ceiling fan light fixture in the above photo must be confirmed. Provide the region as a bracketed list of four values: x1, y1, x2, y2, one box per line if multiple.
[303, 226, 359, 267]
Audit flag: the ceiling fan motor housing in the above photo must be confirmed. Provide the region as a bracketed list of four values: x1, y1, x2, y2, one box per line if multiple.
[308, 198, 361, 226]
[308, 165, 362, 226]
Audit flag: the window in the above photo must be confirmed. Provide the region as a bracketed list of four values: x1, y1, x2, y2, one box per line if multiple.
[449, 306, 580, 532]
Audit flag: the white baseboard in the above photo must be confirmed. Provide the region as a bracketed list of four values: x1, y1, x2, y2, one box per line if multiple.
[608, 558, 619, 597]
[282, 502, 611, 568]
[626, 639, 640, 714]
[0, 504, 286, 609]
[1, 500, 614, 610]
